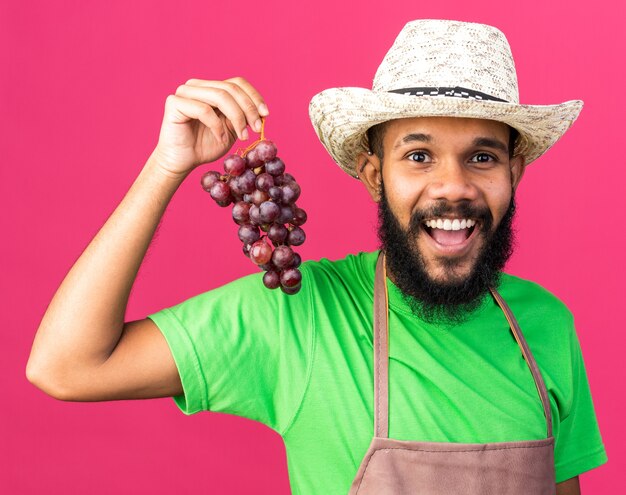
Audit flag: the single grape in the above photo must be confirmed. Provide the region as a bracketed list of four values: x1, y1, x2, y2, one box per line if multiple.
[268, 224, 289, 245]
[263, 270, 281, 289]
[246, 148, 264, 169]
[249, 204, 262, 225]
[210, 181, 231, 202]
[238, 224, 261, 244]
[280, 267, 302, 288]
[228, 176, 244, 200]
[238, 169, 257, 194]
[278, 205, 295, 224]
[281, 182, 301, 204]
[251, 189, 270, 206]
[224, 155, 246, 176]
[255, 140, 278, 162]
[265, 157, 285, 176]
[291, 252, 302, 268]
[292, 207, 307, 226]
[281, 283, 301, 295]
[259, 201, 280, 223]
[232, 201, 251, 224]
[288, 226, 306, 246]
[249, 239, 273, 265]
[201, 171, 221, 191]
[256, 173, 275, 192]
[268, 186, 283, 202]
[272, 245, 295, 269]
[274, 173, 295, 187]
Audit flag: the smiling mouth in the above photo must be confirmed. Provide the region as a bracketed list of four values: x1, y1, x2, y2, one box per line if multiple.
[423, 218, 478, 246]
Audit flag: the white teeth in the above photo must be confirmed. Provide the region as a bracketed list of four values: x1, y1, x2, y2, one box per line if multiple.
[425, 218, 476, 230]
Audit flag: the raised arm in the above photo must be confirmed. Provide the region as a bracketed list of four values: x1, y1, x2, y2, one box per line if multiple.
[26, 77, 268, 401]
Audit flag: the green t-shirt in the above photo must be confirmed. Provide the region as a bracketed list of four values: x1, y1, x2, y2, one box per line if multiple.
[148, 251, 607, 494]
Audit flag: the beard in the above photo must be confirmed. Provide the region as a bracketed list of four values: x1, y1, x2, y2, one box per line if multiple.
[378, 183, 516, 324]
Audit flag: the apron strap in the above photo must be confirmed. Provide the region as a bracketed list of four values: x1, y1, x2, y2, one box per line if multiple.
[488, 288, 553, 438]
[373, 253, 390, 438]
[373, 252, 553, 439]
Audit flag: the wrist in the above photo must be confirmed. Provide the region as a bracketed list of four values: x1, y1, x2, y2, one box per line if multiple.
[144, 151, 193, 184]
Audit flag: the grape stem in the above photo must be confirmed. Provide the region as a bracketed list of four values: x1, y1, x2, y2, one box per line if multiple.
[238, 117, 267, 157]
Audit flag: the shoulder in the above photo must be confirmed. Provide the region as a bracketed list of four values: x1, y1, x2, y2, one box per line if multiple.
[496, 273, 578, 376]
[175, 251, 379, 313]
[497, 273, 574, 327]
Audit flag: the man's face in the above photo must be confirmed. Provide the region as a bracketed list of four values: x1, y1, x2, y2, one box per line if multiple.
[359, 116, 525, 321]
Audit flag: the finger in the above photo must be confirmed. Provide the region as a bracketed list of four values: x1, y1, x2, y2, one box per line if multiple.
[185, 79, 263, 133]
[226, 77, 269, 117]
[165, 94, 231, 145]
[175, 84, 250, 140]
[187, 77, 269, 125]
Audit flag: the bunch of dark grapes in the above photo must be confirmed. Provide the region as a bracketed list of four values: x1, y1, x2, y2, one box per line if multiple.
[201, 132, 307, 295]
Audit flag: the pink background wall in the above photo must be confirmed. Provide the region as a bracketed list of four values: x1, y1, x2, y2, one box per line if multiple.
[2, 0, 623, 493]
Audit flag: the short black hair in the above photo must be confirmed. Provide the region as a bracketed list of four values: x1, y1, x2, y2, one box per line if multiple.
[366, 121, 519, 162]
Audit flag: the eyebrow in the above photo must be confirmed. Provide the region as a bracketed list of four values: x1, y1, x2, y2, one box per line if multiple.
[392, 133, 509, 154]
[393, 133, 431, 150]
[472, 137, 509, 154]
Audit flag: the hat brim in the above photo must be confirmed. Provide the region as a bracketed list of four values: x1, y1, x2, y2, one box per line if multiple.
[309, 88, 583, 178]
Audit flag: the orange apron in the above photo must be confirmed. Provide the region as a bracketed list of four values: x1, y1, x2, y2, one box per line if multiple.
[348, 255, 556, 494]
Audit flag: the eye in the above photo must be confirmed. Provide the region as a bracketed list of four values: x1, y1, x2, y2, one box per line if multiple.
[407, 151, 431, 163]
[470, 153, 496, 164]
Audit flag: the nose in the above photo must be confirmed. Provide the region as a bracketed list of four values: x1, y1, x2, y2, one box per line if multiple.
[426, 160, 479, 203]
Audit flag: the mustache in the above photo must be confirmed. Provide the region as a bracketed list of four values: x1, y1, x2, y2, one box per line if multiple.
[408, 201, 494, 233]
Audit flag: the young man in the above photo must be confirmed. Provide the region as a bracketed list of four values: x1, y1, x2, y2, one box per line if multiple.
[26, 20, 606, 494]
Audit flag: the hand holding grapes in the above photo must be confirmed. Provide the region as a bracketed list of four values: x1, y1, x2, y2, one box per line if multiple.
[149, 76, 306, 293]
[151, 77, 269, 178]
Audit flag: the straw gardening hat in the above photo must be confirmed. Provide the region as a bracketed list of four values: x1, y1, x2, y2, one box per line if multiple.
[309, 19, 583, 178]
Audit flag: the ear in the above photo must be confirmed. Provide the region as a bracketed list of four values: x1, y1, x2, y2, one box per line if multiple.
[357, 152, 383, 202]
[510, 155, 526, 192]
